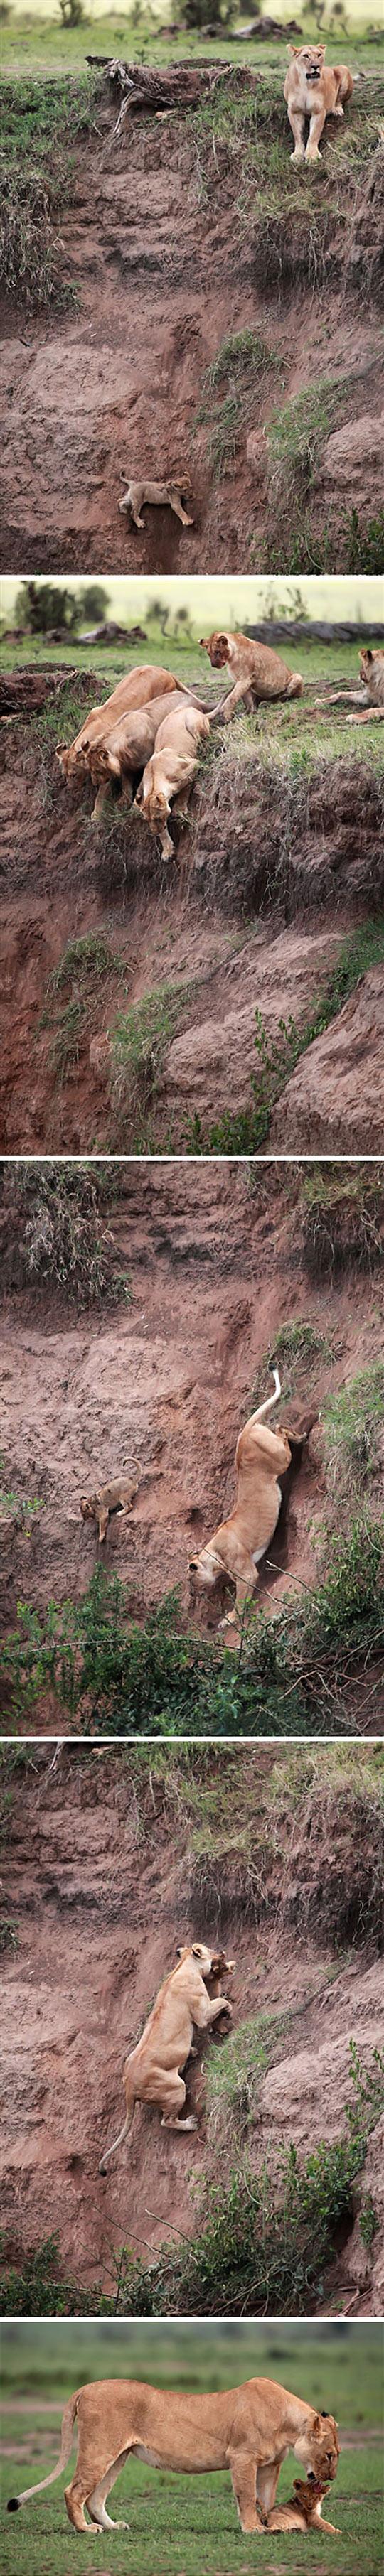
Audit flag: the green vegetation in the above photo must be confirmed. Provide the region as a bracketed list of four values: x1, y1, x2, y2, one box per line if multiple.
[323, 1362, 384, 1501]
[112, 981, 192, 1128]
[1, 1514, 383, 1732]
[187, 920, 384, 1155]
[0, 72, 97, 304]
[302, 1163, 384, 1278]
[1, 2045, 383, 2319]
[196, 326, 278, 480]
[249, 1317, 333, 1409]
[1, 1163, 131, 1308]
[265, 367, 384, 574]
[0, 1915, 18, 1953]
[41, 934, 124, 1084]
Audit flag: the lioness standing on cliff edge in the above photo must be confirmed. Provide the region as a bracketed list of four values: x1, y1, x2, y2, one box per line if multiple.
[284, 45, 353, 166]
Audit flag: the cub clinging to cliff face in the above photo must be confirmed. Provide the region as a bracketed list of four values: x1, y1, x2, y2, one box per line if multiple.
[284, 45, 353, 166]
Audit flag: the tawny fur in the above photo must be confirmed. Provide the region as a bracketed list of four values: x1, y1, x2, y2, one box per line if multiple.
[85, 692, 193, 819]
[284, 45, 353, 165]
[189, 1367, 292, 1644]
[269, 2473, 341, 2533]
[55, 664, 187, 784]
[134, 703, 210, 858]
[199, 630, 303, 718]
[119, 478, 193, 530]
[348, 647, 384, 723]
[98, 1941, 234, 2170]
[80, 1472, 140, 1546]
[7, 2378, 339, 2538]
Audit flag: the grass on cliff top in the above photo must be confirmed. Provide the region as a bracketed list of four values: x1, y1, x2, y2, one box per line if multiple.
[0, 70, 99, 303]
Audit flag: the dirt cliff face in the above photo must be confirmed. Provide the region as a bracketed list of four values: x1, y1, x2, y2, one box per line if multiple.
[1, 72, 383, 573]
[1, 690, 383, 1155]
[1, 1745, 383, 2314]
[1, 1161, 383, 1644]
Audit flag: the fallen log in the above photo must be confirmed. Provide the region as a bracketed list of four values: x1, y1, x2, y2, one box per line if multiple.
[87, 55, 259, 139]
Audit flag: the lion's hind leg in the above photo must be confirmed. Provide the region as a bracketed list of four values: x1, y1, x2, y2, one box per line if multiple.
[160, 2072, 198, 2131]
[87, 2450, 131, 2531]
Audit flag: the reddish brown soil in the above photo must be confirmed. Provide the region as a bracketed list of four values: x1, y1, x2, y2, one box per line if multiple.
[1, 1162, 383, 1662]
[1, 90, 383, 574]
[1, 1745, 383, 2311]
[1, 696, 383, 1155]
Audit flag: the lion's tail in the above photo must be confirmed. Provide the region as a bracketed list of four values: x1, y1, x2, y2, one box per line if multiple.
[99, 2094, 137, 2174]
[7, 2393, 79, 2514]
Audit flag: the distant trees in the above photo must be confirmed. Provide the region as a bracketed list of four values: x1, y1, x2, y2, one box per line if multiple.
[14, 581, 111, 637]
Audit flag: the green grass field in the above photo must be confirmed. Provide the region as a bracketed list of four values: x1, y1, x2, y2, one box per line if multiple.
[1, 627, 384, 777]
[1, 2323, 383, 2575]
[2, 9, 383, 80]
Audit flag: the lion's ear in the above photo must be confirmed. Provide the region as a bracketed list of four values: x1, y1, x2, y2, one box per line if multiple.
[319, 44, 326, 55]
[287, 43, 297, 54]
[192, 1942, 202, 1957]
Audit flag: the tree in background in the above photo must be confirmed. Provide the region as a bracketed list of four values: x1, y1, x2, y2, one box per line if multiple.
[14, 582, 80, 637]
[78, 584, 110, 625]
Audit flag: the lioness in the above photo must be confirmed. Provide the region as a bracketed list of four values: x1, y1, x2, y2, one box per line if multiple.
[269, 2474, 341, 2534]
[55, 664, 187, 784]
[284, 45, 353, 166]
[314, 649, 384, 726]
[135, 703, 210, 859]
[80, 1472, 140, 1546]
[7, 2375, 339, 2536]
[85, 692, 193, 821]
[98, 1939, 234, 2170]
[348, 647, 384, 724]
[199, 631, 303, 718]
[119, 478, 193, 530]
[189, 1364, 292, 1644]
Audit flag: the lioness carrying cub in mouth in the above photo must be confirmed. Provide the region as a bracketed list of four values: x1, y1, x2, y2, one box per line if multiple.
[284, 45, 353, 166]
[98, 1940, 235, 2170]
[7, 2373, 339, 2535]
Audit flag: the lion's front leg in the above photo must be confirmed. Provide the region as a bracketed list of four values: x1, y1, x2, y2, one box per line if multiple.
[287, 104, 306, 163]
[306, 107, 326, 161]
[220, 1558, 259, 1648]
[257, 2462, 281, 2522]
[229, 2450, 265, 2534]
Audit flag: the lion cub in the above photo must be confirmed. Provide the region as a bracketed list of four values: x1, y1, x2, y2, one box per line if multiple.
[80, 1471, 139, 1546]
[269, 2475, 341, 2534]
[284, 45, 353, 165]
[200, 630, 303, 718]
[119, 478, 193, 530]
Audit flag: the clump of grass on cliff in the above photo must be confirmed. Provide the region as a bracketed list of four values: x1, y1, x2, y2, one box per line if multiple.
[302, 1164, 384, 1280]
[1, 1164, 130, 1308]
[195, 325, 278, 480]
[0, 74, 97, 306]
[186, 920, 384, 1156]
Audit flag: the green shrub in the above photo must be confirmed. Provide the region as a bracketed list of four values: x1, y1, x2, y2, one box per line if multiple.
[323, 1364, 384, 1500]
[302, 1166, 384, 1280]
[187, 922, 384, 1155]
[1, 1165, 130, 1309]
[2, 1516, 382, 1734]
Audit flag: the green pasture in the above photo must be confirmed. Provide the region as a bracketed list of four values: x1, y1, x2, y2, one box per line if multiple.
[1, 2324, 383, 2575]
[2, 8, 383, 81]
[1, 629, 384, 775]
